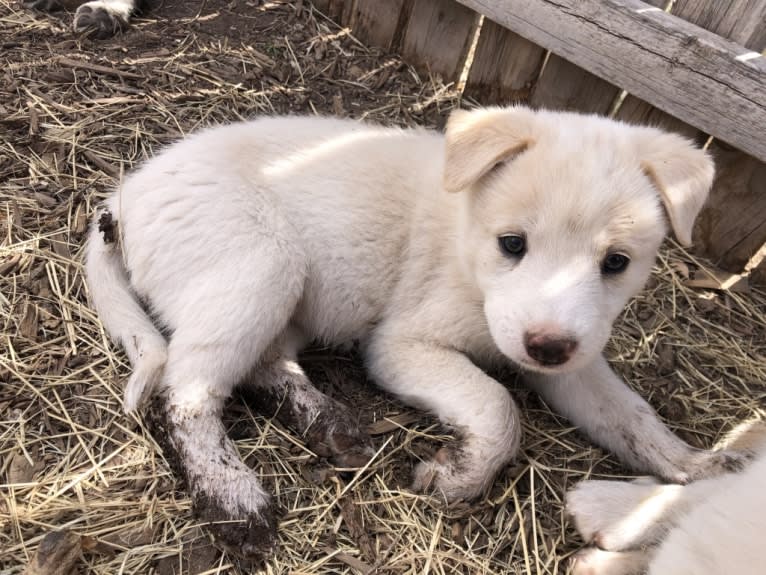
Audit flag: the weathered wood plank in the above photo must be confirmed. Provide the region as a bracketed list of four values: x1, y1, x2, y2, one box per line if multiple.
[313, 0, 353, 26]
[312, 0, 330, 12]
[531, 0, 666, 114]
[678, 0, 766, 277]
[349, 0, 409, 51]
[530, 56, 620, 114]
[673, 0, 766, 47]
[453, 0, 766, 163]
[401, 0, 478, 82]
[614, 95, 701, 140]
[694, 145, 766, 271]
[463, 19, 546, 105]
[615, 0, 763, 135]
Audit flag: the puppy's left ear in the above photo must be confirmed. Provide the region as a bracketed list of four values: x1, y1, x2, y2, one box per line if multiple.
[443, 107, 535, 193]
[638, 132, 714, 246]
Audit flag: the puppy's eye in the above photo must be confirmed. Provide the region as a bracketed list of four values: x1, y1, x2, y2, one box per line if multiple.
[602, 253, 630, 275]
[499, 234, 526, 257]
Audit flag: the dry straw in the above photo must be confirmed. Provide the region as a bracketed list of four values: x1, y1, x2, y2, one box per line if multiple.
[1, 1, 764, 573]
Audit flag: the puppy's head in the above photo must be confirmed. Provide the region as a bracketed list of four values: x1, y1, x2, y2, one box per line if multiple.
[445, 107, 713, 373]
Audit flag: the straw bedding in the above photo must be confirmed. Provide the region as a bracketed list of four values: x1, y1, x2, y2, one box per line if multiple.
[1, 1, 764, 572]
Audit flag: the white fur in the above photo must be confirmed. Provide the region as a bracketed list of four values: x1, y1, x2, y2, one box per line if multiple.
[73, 0, 136, 34]
[568, 421, 766, 575]
[86, 107, 723, 521]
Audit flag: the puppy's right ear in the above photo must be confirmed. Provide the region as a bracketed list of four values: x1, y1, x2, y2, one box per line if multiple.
[443, 107, 535, 193]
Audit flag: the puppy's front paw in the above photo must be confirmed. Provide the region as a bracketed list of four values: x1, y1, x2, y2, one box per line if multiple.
[73, 1, 128, 37]
[411, 447, 489, 501]
[567, 479, 672, 551]
[678, 448, 752, 483]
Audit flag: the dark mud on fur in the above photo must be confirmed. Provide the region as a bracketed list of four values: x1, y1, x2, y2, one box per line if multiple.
[241, 377, 374, 468]
[193, 491, 279, 565]
[145, 398, 278, 564]
[97, 210, 117, 244]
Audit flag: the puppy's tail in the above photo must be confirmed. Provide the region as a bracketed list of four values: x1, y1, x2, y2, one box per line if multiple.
[85, 209, 167, 413]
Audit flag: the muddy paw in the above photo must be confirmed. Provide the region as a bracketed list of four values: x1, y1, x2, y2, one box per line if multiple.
[73, 1, 128, 38]
[411, 447, 488, 501]
[567, 479, 675, 551]
[306, 403, 374, 469]
[195, 494, 278, 563]
[681, 448, 751, 482]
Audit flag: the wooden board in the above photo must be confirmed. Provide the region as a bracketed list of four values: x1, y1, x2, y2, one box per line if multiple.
[530, 55, 619, 114]
[616, 0, 765, 132]
[312, 0, 353, 26]
[348, 0, 410, 51]
[614, 95, 700, 140]
[679, 0, 766, 278]
[673, 0, 766, 47]
[463, 18, 546, 105]
[535, 0, 663, 116]
[401, 0, 478, 82]
[453, 0, 766, 163]
[532, 0, 668, 114]
[693, 144, 766, 271]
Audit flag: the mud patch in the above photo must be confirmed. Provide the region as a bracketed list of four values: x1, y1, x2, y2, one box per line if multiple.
[145, 398, 278, 564]
[97, 210, 117, 244]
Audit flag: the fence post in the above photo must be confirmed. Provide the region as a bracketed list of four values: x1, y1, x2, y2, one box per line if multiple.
[463, 19, 546, 105]
[400, 0, 478, 83]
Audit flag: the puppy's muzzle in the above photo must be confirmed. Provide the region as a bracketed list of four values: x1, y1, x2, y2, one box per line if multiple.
[524, 332, 578, 367]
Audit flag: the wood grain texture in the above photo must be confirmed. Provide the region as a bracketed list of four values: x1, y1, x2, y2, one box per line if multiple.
[673, 0, 766, 47]
[616, 0, 765, 134]
[463, 18, 546, 105]
[313, 0, 353, 25]
[530, 55, 619, 114]
[349, 0, 409, 51]
[694, 145, 766, 270]
[401, 0, 477, 82]
[531, 0, 666, 113]
[679, 0, 766, 278]
[453, 0, 766, 163]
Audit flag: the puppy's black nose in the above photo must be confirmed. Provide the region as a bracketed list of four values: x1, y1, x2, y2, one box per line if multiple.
[524, 332, 578, 366]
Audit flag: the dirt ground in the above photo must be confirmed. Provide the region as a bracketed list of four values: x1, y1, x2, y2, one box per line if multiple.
[2, 0, 766, 573]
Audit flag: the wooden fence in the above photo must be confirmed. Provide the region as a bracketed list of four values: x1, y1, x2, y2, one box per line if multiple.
[313, 0, 766, 283]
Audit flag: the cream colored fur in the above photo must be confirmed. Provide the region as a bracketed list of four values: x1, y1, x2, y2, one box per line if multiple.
[72, 0, 136, 33]
[86, 107, 735, 546]
[568, 420, 766, 575]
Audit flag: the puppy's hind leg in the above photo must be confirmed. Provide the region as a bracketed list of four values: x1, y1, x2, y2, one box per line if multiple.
[246, 332, 374, 469]
[159, 243, 306, 562]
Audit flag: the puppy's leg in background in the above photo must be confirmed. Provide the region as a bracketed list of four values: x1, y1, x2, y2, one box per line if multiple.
[244, 332, 374, 468]
[525, 356, 748, 482]
[571, 548, 652, 575]
[73, 0, 137, 37]
[366, 336, 521, 500]
[567, 477, 719, 551]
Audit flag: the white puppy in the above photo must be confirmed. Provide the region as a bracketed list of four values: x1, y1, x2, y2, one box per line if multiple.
[567, 421, 766, 575]
[85, 107, 742, 559]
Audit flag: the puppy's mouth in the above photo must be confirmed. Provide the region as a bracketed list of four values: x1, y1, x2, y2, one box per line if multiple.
[513, 350, 591, 375]
[516, 357, 574, 375]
